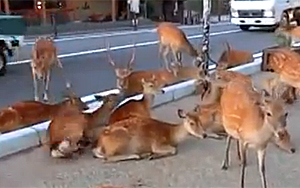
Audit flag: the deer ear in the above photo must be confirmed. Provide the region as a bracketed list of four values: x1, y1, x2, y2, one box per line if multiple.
[177, 109, 187, 119]
[141, 78, 145, 84]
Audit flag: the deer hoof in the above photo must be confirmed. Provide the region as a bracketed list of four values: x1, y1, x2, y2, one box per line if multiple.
[92, 147, 105, 159]
[221, 165, 228, 171]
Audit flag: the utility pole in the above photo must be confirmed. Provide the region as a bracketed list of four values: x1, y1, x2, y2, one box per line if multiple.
[201, 0, 211, 70]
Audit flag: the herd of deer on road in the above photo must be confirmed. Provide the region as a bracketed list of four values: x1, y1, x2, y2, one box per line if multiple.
[2, 22, 300, 188]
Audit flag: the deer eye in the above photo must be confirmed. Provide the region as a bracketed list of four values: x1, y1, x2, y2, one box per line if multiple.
[285, 112, 288, 118]
[266, 112, 272, 117]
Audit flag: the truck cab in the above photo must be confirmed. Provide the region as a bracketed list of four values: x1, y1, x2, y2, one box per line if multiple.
[230, 0, 299, 31]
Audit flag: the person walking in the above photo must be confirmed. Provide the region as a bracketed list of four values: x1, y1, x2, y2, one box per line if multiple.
[128, 0, 140, 30]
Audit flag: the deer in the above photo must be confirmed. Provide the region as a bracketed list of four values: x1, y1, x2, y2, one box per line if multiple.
[190, 102, 295, 161]
[261, 47, 300, 89]
[46, 93, 120, 158]
[219, 77, 288, 188]
[106, 43, 176, 97]
[169, 62, 208, 81]
[215, 42, 254, 69]
[107, 75, 165, 125]
[0, 86, 88, 134]
[92, 109, 207, 163]
[31, 36, 70, 102]
[263, 76, 297, 104]
[156, 22, 205, 70]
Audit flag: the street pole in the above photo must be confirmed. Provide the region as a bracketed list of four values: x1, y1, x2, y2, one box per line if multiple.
[201, 0, 211, 70]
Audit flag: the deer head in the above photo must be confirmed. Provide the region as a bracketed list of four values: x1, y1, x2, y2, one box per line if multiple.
[141, 75, 165, 95]
[106, 42, 135, 90]
[62, 82, 89, 111]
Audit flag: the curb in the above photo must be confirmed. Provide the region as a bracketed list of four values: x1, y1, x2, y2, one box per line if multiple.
[0, 54, 262, 159]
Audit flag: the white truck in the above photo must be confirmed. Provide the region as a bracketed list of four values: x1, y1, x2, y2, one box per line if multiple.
[230, 0, 300, 31]
[0, 14, 26, 76]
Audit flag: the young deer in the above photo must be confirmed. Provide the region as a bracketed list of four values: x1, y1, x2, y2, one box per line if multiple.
[0, 87, 88, 134]
[31, 36, 70, 102]
[46, 94, 120, 158]
[216, 42, 254, 69]
[220, 79, 288, 188]
[156, 22, 204, 70]
[108, 75, 165, 125]
[169, 62, 207, 82]
[261, 47, 300, 90]
[263, 77, 297, 104]
[92, 109, 207, 162]
[106, 44, 176, 96]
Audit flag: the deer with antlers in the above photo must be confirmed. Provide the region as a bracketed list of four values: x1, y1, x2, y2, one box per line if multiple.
[220, 77, 288, 188]
[31, 36, 70, 102]
[156, 22, 204, 70]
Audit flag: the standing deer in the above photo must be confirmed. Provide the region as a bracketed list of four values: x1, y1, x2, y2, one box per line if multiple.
[31, 36, 70, 102]
[0, 87, 88, 134]
[156, 22, 204, 70]
[220, 78, 288, 188]
[92, 109, 207, 162]
[108, 75, 165, 125]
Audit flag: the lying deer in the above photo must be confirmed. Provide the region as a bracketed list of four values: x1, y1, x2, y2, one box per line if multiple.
[106, 44, 176, 96]
[156, 22, 204, 70]
[220, 78, 288, 188]
[31, 36, 70, 102]
[47, 93, 120, 158]
[108, 75, 164, 125]
[216, 42, 254, 69]
[263, 76, 297, 104]
[92, 109, 207, 162]
[170, 62, 207, 81]
[0, 87, 88, 134]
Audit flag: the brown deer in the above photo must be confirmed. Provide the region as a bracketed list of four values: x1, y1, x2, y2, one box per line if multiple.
[92, 109, 207, 162]
[263, 76, 297, 104]
[31, 36, 70, 102]
[216, 42, 254, 69]
[0, 87, 88, 134]
[156, 22, 204, 70]
[108, 75, 165, 125]
[220, 78, 288, 188]
[261, 47, 300, 90]
[46, 93, 120, 158]
[106, 43, 176, 97]
[191, 103, 295, 159]
[169, 62, 208, 81]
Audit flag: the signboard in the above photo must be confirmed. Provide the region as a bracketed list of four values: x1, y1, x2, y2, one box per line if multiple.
[0, 14, 26, 36]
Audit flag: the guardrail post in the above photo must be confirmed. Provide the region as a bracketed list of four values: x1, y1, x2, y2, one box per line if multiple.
[201, 0, 211, 70]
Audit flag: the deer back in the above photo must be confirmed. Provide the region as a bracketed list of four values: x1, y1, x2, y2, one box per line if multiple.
[157, 22, 198, 57]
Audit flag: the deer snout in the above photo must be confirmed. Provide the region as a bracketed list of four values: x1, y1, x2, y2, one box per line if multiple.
[290, 148, 296, 153]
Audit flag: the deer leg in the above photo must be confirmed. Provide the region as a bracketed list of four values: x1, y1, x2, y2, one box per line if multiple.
[162, 46, 171, 71]
[31, 68, 39, 101]
[257, 148, 267, 188]
[221, 135, 232, 170]
[176, 52, 183, 66]
[148, 144, 177, 160]
[43, 70, 51, 102]
[158, 44, 165, 67]
[104, 154, 141, 163]
[240, 142, 248, 188]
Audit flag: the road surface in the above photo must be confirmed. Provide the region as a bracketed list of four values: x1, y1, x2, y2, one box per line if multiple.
[0, 72, 299, 188]
[0, 23, 277, 108]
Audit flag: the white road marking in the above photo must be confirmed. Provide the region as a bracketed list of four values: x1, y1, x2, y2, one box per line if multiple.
[8, 29, 241, 66]
[23, 22, 232, 45]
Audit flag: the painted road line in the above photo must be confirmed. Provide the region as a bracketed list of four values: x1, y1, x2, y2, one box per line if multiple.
[24, 22, 232, 45]
[8, 29, 241, 66]
[0, 53, 262, 159]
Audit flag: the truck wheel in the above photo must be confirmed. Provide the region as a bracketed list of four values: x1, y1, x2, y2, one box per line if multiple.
[240, 25, 250, 31]
[0, 52, 7, 76]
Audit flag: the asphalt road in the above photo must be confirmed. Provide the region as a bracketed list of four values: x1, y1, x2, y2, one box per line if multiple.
[0, 72, 299, 188]
[0, 23, 277, 108]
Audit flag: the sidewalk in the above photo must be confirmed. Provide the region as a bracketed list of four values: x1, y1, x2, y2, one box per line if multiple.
[0, 71, 299, 188]
[25, 15, 230, 38]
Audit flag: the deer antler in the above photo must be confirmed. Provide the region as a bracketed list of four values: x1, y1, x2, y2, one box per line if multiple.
[224, 41, 231, 52]
[106, 42, 116, 67]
